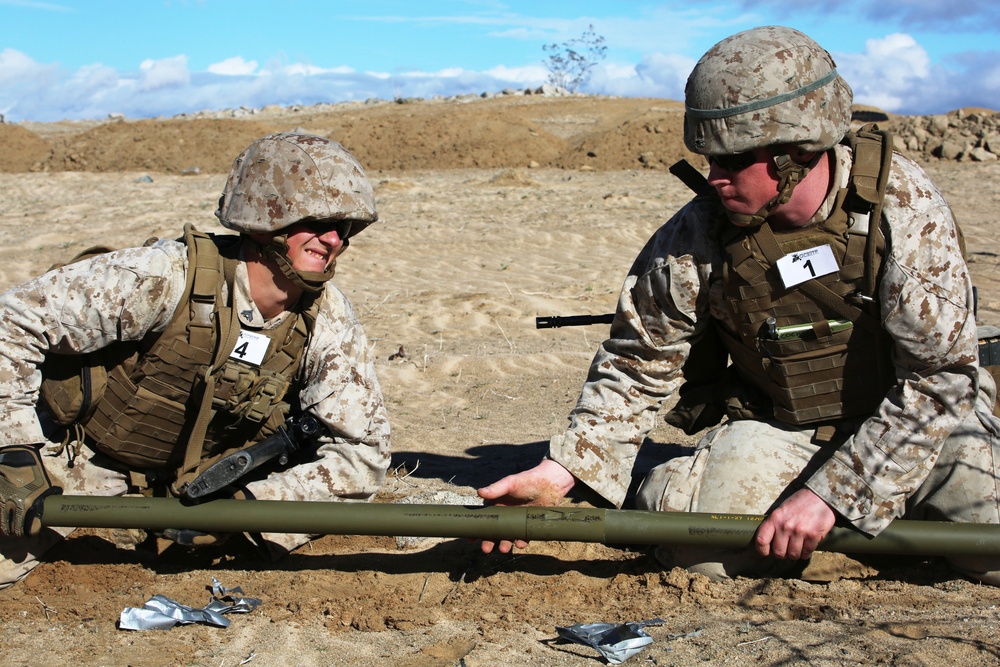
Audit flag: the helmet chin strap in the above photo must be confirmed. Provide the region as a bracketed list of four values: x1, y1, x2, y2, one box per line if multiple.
[259, 233, 337, 294]
[725, 152, 815, 227]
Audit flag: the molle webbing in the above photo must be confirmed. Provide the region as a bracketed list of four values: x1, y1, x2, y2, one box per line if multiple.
[718, 129, 894, 425]
[85, 226, 232, 469]
[169, 300, 315, 496]
[84, 227, 318, 489]
[718, 325, 888, 424]
[39, 227, 319, 491]
[720, 223, 888, 423]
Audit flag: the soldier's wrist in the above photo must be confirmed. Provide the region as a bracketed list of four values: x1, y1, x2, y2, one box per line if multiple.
[538, 457, 577, 494]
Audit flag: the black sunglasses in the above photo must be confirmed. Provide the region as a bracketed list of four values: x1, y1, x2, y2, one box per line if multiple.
[299, 219, 353, 239]
[707, 151, 759, 172]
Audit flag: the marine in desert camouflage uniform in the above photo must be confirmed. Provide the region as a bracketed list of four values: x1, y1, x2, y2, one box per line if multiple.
[479, 26, 1000, 584]
[0, 133, 390, 587]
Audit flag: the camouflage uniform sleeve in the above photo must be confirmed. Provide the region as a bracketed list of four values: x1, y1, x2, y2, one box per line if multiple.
[245, 284, 390, 504]
[806, 153, 979, 535]
[548, 201, 724, 507]
[0, 243, 188, 445]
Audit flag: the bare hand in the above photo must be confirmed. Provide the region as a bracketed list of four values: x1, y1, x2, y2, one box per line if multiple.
[476, 459, 576, 554]
[754, 488, 836, 560]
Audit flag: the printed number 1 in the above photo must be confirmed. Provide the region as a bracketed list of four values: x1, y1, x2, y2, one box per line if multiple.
[802, 259, 815, 278]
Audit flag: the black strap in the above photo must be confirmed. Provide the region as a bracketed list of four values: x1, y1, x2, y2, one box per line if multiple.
[669, 159, 716, 198]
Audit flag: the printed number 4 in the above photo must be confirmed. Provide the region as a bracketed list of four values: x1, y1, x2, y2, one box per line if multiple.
[230, 329, 270, 365]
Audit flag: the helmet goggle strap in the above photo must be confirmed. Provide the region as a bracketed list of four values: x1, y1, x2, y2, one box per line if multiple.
[260, 233, 336, 294]
[724, 150, 816, 227]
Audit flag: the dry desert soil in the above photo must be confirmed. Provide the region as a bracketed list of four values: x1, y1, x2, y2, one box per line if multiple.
[2, 94, 1000, 666]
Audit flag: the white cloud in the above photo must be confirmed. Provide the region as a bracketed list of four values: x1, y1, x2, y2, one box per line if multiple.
[634, 52, 697, 97]
[0, 48, 63, 117]
[429, 67, 468, 78]
[835, 34, 935, 112]
[138, 55, 190, 91]
[66, 63, 119, 97]
[208, 56, 258, 76]
[584, 53, 696, 99]
[484, 63, 548, 83]
[0, 47, 58, 85]
[282, 63, 329, 77]
[0, 31, 996, 123]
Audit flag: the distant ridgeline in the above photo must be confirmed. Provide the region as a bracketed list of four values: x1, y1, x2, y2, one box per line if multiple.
[1, 96, 999, 174]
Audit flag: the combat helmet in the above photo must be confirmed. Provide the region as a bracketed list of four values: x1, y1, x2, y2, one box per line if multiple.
[216, 132, 378, 291]
[684, 26, 854, 226]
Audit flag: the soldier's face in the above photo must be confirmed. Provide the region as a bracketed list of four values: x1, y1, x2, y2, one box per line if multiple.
[283, 220, 349, 272]
[706, 147, 778, 220]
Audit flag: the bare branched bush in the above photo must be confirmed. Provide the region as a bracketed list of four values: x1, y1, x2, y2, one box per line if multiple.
[542, 24, 607, 93]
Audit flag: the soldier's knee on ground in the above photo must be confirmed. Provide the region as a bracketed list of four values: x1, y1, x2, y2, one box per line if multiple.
[636, 449, 706, 513]
[946, 555, 1000, 587]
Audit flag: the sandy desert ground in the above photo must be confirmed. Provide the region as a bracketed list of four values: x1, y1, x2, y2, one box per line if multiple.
[1, 95, 1000, 666]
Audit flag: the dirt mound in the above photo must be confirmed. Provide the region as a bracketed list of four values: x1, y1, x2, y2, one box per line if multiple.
[332, 104, 567, 171]
[0, 123, 51, 172]
[46, 118, 280, 173]
[2, 96, 998, 176]
[558, 104, 697, 170]
[7, 95, 1000, 174]
[1, 96, 698, 174]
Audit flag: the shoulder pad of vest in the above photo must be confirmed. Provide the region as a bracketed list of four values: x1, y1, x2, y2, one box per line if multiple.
[843, 123, 893, 207]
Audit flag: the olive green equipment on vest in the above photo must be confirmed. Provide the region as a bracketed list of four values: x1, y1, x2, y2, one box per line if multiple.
[38, 495, 1000, 558]
[37, 224, 319, 497]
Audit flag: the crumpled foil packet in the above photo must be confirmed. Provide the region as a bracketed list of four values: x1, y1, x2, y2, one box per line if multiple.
[119, 577, 261, 631]
[555, 618, 665, 664]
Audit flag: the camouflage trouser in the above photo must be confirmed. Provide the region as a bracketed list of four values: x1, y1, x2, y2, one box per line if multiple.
[0, 440, 311, 589]
[636, 383, 1000, 585]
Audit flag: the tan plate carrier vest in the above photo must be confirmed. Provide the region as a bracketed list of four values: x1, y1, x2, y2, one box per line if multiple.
[666, 125, 896, 433]
[40, 225, 317, 494]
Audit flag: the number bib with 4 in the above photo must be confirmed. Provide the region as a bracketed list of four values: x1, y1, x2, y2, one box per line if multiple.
[230, 330, 271, 366]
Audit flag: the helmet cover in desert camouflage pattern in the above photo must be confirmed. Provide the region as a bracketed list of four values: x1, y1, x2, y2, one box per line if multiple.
[684, 25, 853, 156]
[216, 132, 377, 237]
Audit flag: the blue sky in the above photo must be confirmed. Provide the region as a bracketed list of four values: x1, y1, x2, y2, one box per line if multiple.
[2, 0, 999, 122]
